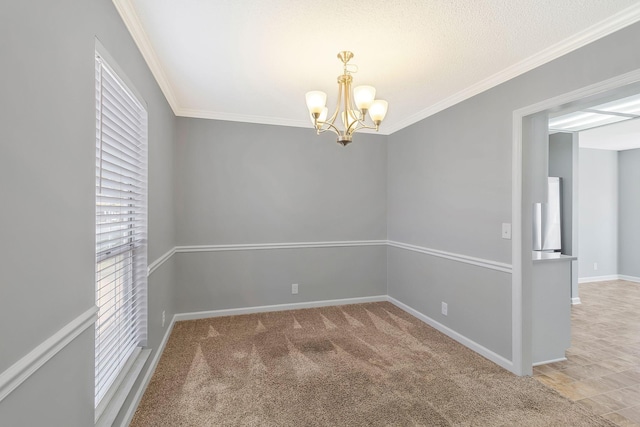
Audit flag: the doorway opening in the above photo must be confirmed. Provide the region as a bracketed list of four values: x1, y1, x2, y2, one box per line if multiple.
[511, 68, 640, 378]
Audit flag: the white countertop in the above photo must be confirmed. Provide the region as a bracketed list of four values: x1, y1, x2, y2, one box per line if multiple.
[532, 251, 577, 263]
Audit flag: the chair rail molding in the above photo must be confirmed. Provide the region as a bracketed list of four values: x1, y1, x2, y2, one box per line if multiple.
[387, 240, 512, 273]
[0, 306, 99, 403]
[147, 240, 512, 277]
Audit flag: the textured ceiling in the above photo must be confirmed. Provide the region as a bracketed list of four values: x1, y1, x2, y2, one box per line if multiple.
[115, 0, 640, 134]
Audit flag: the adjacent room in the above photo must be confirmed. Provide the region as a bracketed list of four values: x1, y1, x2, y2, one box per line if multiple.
[534, 102, 640, 422]
[1, 1, 640, 426]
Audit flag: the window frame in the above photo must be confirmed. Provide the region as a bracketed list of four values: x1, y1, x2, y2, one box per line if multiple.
[94, 40, 149, 425]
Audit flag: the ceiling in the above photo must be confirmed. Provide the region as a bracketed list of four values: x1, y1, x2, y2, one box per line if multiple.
[579, 118, 640, 151]
[549, 92, 640, 150]
[114, 1, 640, 135]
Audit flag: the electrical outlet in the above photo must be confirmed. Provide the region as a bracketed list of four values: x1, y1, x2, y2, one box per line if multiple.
[162, 310, 166, 327]
[501, 223, 511, 240]
[292, 283, 298, 294]
[441, 302, 448, 316]
[594, 262, 598, 271]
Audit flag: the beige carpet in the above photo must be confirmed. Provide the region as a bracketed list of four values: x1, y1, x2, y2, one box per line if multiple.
[131, 302, 614, 426]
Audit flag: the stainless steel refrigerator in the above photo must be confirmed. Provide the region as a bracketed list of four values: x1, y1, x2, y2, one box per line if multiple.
[533, 177, 562, 252]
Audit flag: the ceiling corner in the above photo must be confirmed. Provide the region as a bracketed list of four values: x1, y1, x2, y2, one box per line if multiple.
[112, 0, 182, 115]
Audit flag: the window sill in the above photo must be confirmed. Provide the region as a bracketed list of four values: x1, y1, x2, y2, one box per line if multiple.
[95, 347, 151, 427]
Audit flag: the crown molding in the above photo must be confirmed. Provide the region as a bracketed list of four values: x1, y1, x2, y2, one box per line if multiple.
[384, 3, 640, 134]
[112, 0, 182, 115]
[114, 1, 640, 134]
[175, 108, 312, 129]
[175, 108, 391, 134]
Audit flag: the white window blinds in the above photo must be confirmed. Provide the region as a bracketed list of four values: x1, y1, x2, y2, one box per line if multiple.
[95, 52, 148, 409]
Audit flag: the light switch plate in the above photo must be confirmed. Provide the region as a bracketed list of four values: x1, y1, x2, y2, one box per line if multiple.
[502, 223, 512, 240]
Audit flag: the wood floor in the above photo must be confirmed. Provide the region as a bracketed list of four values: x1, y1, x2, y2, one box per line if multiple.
[534, 280, 640, 426]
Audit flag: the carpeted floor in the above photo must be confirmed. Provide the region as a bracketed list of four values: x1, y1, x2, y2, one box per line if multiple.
[131, 302, 615, 426]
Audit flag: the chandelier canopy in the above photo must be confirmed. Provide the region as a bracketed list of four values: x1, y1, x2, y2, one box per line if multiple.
[305, 51, 388, 146]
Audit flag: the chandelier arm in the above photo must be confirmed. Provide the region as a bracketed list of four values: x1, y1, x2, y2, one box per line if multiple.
[345, 110, 371, 135]
[315, 120, 341, 136]
[350, 122, 379, 133]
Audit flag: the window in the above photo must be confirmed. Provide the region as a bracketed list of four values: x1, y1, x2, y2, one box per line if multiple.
[95, 52, 148, 413]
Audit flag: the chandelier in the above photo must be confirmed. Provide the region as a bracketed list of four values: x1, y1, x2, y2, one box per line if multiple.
[305, 51, 388, 146]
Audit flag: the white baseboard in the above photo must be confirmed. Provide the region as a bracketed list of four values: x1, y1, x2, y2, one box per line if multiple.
[578, 275, 619, 284]
[571, 297, 581, 305]
[173, 295, 388, 322]
[386, 296, 514, 373]
[619, 275, 640, 283]
[579, 274, 640, 284]
[119, 318, 177, 427]
[533, 357, 567, 367]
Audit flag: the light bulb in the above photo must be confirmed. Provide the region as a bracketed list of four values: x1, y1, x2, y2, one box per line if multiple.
[305, 91, 327, 115]
[342, 109, 358, 130]
[318, 107, 328, 123]
[310, 107, 328, 127]
[354, 85, 376, 111]
[368, 100, 388, 123]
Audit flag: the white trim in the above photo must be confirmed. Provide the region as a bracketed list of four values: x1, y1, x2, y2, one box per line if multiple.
[578, 275, 620, 283]
[119, 320, 176, 427]
[147, 240, 389, 276]
[387, 240, 512, 273]
[376, 3, 640, 134]
[147, 240, 512, 277]
[532, 357, 567, 367]
[176, 240, 388, 253]
[147, 247, 176, 276]
[512, 67, 640, 376]
[96, 348, 150, 427]
[173, 295, 388, 322]
[571, 297, 582, 305]
[112, 1, 640, 134]
[0, 306, 99, 403]
[111, 0, 181, 115]
[619, 275, 640, 283]
[511, 109, 524, 377]
[175, 109, 313, 130]
[578, 275, 640, 284]
[387, 296, 514, 372]
[175, 109, 383, 134]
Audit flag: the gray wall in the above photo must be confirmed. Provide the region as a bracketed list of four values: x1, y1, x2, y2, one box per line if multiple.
[174, 118, 388, 310]
[618, 148, 640, 278]
[387, 22, 640, 360]
[175, 247, 387, 313]
[578, 148, 618, 278]
[3, 1, 640, 423]
[549, 133, 576, 256]
[175, 119, 387, 244]
[0, 1, 177, 425]
[388, 247, 512, 359]
[549, 132, 580, 301]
